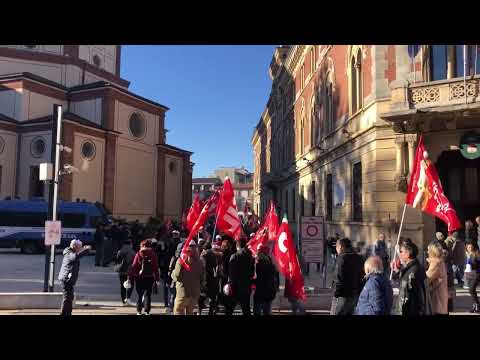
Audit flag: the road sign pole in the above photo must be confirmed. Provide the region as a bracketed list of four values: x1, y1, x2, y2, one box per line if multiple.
[47, 105, 62, 292]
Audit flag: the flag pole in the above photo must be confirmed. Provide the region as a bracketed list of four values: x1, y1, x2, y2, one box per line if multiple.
[464, 44, 468, 104]
[389, 203, 407, 281]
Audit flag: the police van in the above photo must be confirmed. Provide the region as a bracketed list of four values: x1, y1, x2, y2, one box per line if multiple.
[0, 199, 108, 254]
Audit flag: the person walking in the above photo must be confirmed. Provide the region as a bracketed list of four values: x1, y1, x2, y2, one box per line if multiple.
[115, 237, 136, 306]
[225, 238, 255, 316]
[58, 240, 91, 316]
[94, 223, 105, 267]
[425, 241, 449, 315]
[448, 233, 466, 288]
[465, 220, 477, 244]
[368, 233, 390, 274]
[129, 239, 160, 315]
[253, 245, 279, 315]
[199, 240, 223, 315]
[476, 216, 480, 249]
[330, 237, 365, 315]
[392, 238, 429, 315]
[171, 242, 205, 315]
[355, 256, 393, 315]
[465, 242, 480, 313]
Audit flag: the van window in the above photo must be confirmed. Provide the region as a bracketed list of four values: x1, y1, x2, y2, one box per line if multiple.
[60, 213, 86, 228]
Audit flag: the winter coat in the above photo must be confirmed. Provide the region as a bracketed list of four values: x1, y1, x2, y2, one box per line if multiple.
[58, 247, 90, 286]
[451, 239, 466, 267]
[201, 249, 223, 298]
[333, 249, 365, 298]
[426, 257, 448, 315]
[355, 272, 393, 315]
[171, 255, 205, 299]
[129, 248, 160, 281]
[115, 244, 135, 275]
[253, 253, 279, 303]
[395, 259, 429, 315]
[228, 248, 255, 297]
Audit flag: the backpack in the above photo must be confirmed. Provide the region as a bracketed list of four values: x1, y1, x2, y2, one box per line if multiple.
[139, 255, 153, 277]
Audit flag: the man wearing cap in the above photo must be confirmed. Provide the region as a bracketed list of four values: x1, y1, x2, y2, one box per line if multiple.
[171, 241, 205, 315]
[58, 239, 92, 315]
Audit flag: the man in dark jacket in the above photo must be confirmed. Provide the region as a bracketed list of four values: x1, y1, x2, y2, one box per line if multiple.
[226, 238, 255, 315]
[58, 239, 91, 315]
[330, 237, 365, 315]
[253, 246, 279, 315]
[393, 238, 429, 315]
[200, 241, 223, 315]
[115, 238, 136, 305]
[94, 223, 105, 266]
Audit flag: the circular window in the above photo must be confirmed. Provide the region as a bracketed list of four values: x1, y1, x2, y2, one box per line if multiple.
[81, 140, 96, 160]
[129, 113, 146, 139]
[24, 45, 37, 49]
[92, 54, 102, 67]
[0, 137, 4, 155]
[31, 137, 46, 158]
[169, 160, 177, 175]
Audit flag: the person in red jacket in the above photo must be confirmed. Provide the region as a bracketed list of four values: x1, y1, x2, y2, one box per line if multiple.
[129, 239, 160, 315]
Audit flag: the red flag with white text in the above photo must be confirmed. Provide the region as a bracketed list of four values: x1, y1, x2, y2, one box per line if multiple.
[406, 135, 461, 234]
[215, 177, 243, 240]
[273, 215, 305, 301]
[186, 193, 201, 231]
[247, 201, 279, 257]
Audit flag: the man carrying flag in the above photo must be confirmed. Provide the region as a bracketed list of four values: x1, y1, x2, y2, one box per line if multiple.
[273, 215, 306, 314]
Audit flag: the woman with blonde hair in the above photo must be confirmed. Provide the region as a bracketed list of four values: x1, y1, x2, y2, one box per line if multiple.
[465, 242, 480, 313]
[426, 241, 448, 315]
[355, 256, 393, 315]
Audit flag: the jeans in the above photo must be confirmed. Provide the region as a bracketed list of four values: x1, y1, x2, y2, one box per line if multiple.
[169, 286, 176, 311]
[119, 274, 134, 302]
[135, 277, 154, 314]
[453, 265, 465, 284]
[253, 300, 272, 315]
[288, 298, 306, 315]
[163, 280, 170, 307]
[61, 281, 74, 316]
[469, 272, 480, 306]
[330, 295, 359, 315]
[226, 293, 251, 315]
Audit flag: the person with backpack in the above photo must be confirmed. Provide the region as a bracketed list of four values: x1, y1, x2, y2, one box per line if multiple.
[128, 239, 160, 315]
[115, 237, 136, 306]
[200, 240, 223, 315]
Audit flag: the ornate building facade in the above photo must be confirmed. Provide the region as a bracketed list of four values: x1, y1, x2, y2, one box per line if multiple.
[252, 45, 480, 250]
[0, 45, 193, 222]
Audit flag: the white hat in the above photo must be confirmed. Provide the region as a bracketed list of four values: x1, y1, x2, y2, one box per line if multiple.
[215, 235, 222, 241]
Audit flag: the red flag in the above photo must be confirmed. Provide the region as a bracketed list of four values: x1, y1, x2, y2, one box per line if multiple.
[207, 189, 222, 218]
[266, 201, 279, 241]
[273, 215, 306, 301]
[406, 136, 461, 234]
[216, 177, 242, 240]
[180, 190, 221, 271]
[248, 201, 280, 257]
[186, 193, 201, 231]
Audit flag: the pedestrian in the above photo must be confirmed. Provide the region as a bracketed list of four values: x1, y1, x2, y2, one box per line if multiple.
[476, 216, 480, 249]
[171, 242, 205, 315]
[94, 223, 105, 267]
[219, 238, 233, 312]
[465, 242, 480, 313]
[355, 256, 393, 315]
[392, 238, 429, 315]
[166, 242, 183, 314]
[425, 241, 449, 315]
[129, 239, 160, 315]
[448, 233, 466, 288]
[330, 237, 365, 315]
[465, 220, 477, 244]
[438, 234, 456, 311]
[367, 233, 390, 274]
[115, 237, 136, 306]
[253, 245, 279, 315]
[225, 238, 255, 315]
[199, 240, 223, 315]
[58, 239, 91, 315]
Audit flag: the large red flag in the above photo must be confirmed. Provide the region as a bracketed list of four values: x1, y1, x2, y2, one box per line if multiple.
[273, 215, 306, 301]
[248, 201, 280, 257]
[266, 201, 279, 242]
[180, 190, 221, 271]
[186, 193, 201, 231]
[406, 136, 461, 234]
[216, 177, 242, 240]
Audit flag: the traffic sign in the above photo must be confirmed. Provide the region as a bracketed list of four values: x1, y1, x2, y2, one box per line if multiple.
[300, 216, 324, 263]
[44, 221, 62, 246]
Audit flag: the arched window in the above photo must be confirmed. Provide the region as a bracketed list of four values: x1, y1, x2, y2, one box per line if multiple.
[300, 118, 305, 155]
[325, 80, 333, 134]
[310, 95, 317, 147]
[350, 48, 362, 115]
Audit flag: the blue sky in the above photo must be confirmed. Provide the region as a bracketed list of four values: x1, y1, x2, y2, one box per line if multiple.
[121, 45, 276, 178]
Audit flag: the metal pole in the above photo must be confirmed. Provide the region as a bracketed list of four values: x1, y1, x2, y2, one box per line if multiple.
[48, 105, 62, 292]
[464, 45, 468, 104]
[322, 215, 327, 288]
[390, 204, 407, 281]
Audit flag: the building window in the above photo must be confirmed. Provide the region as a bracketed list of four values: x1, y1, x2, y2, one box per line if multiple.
[430, 45, 448, 81]
[311, 181, 316, 216]
[129, 112, 146, 139]
[300, 185, 305, 217]
[352, 162, 363, 222]
[301, 64, 305, 89]
[29, 166, 44, 198]
[428, 45, 480, 81]
[326, 174, 333, 221]
[0, 136, 5, 154]
[93, 54, 102, 67]
[350, 48, 362, 115]
[30, 137, 46, 158]
[325, 81, 334, 134]
[81, 140, 96, 161]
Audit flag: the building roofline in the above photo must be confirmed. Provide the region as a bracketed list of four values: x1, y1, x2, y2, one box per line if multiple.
[157, 143, 193, 155]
